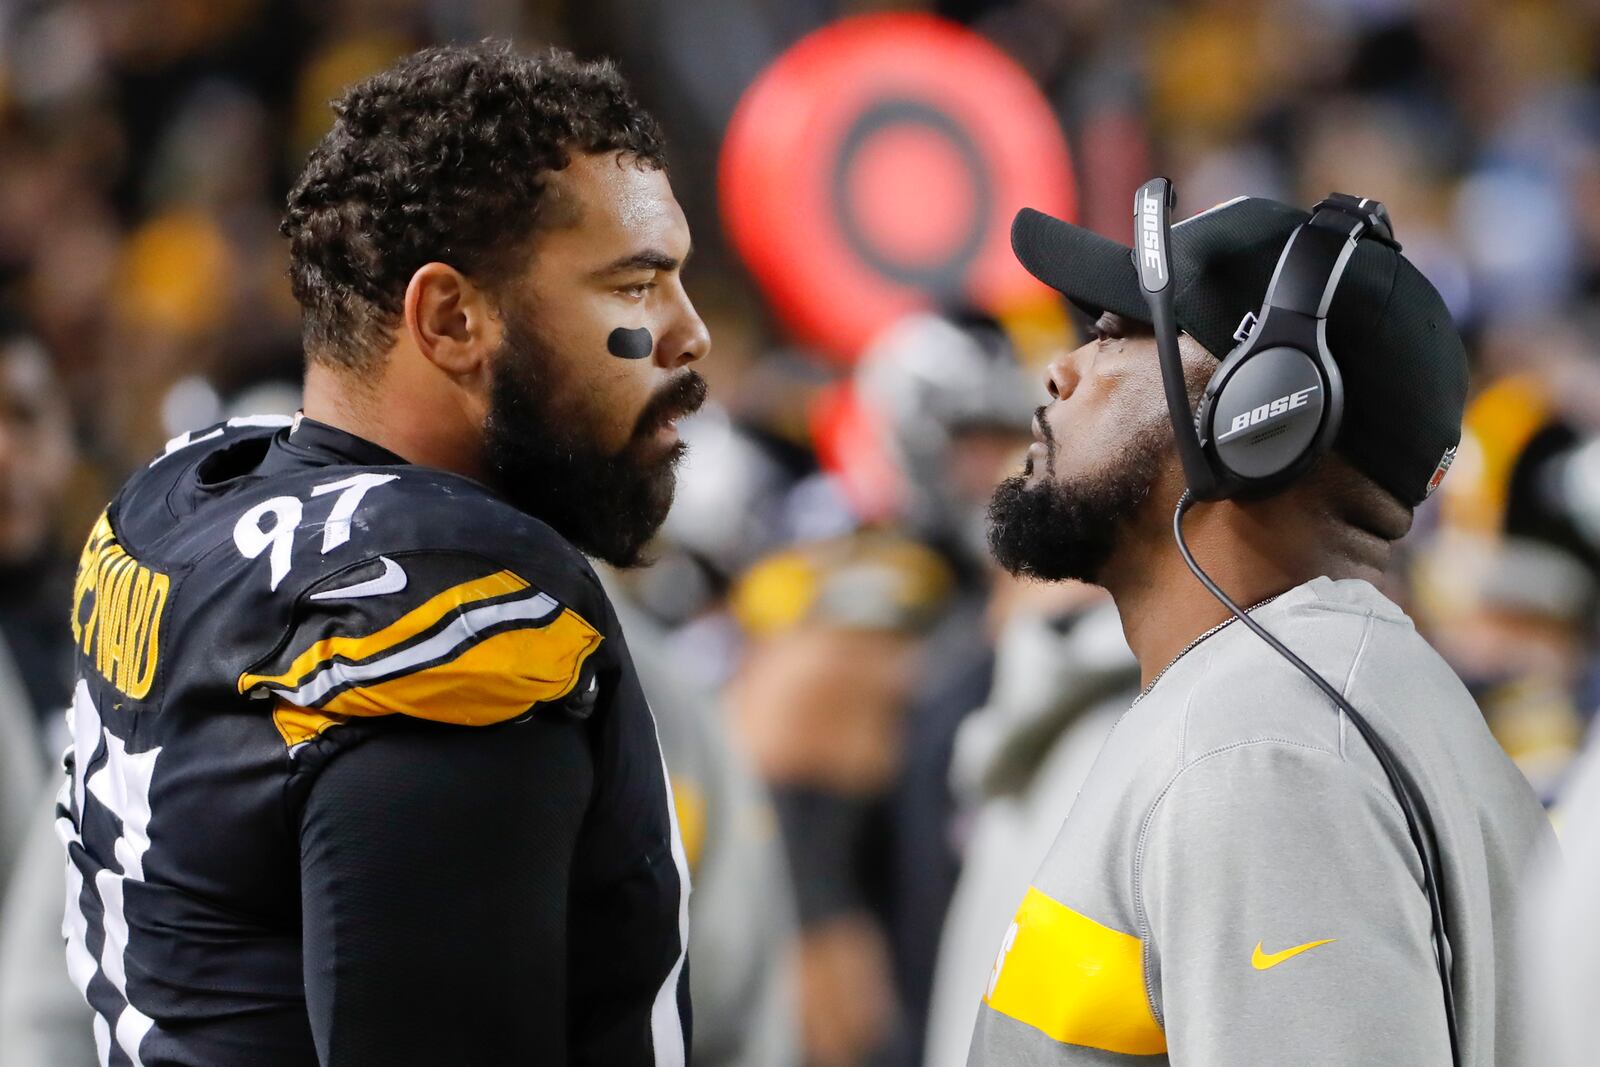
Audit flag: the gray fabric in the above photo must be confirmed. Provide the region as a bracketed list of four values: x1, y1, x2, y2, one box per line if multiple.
[971, 1010, 1142, 1067]
[607, 581, 801, 1067]
[949, 601, 1133, 803]
[968, 577, 1553, 1066]
[0, 635, 43, 899]
[0, 789, 95, 1066]
[1521, 734, 1600, 1066]
[925, 602, 1134, 1067]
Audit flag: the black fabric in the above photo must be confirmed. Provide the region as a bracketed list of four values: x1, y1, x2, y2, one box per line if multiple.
[62, 416, 690, 1066]
[1011, 197, 1468, 506]
[0, 547, 74, 725]
[771, 785, 874, 925]
[278, 415, 411, 468]
[299, 714, 591, 1066]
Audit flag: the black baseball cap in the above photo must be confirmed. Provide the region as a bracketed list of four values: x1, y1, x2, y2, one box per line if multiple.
[1011, 196, 1468, 508]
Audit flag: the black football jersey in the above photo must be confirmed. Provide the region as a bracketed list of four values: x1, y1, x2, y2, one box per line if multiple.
[57, 416, 690, 1066]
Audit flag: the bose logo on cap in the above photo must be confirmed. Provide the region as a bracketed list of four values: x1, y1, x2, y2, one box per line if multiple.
[1139, 190, 1166, 281]
[1216, 385, 1320, 442]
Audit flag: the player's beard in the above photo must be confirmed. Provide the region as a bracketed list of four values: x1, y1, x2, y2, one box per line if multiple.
[482, 312, 707, 568]
[986, 408, 1168, 583]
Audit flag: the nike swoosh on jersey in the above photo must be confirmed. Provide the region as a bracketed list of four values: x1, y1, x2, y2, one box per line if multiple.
[1251, 938, 1336, 970]
[309, 556, 408, 601]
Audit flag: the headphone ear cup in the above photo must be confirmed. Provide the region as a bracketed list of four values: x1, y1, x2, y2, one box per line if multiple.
[1202, 344, 1335, 494]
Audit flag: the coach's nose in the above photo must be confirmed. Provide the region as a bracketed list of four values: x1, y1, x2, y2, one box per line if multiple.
[1045, 349, 1082, 402]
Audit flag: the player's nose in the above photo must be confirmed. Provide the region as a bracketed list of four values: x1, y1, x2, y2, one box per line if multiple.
[657, 295, 710, 370]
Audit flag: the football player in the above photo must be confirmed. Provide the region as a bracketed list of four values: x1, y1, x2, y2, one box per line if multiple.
[58, 42, 707, 1066]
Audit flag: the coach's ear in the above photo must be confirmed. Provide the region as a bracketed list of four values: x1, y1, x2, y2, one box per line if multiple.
[403, 262, 499, 386]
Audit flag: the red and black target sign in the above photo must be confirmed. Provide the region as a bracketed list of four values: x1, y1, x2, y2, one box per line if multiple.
[720, 12, 1076, 364]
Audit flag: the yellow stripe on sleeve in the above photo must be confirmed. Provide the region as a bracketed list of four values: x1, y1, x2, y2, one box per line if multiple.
[984, 886, 1167, 1056]
[239, 569, 530, 694]
[316, 607, 603, 726]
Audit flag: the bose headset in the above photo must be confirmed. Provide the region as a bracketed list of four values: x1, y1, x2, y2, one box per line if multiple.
[1133, 177, 1460, 1066]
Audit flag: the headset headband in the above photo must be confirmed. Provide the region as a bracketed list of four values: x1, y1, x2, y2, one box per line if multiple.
[1133, 180, 1394, 501]
[1259, 196, 1396, 323]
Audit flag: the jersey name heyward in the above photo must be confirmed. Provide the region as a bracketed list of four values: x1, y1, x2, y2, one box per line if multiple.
[1216, 385, 1320, 442]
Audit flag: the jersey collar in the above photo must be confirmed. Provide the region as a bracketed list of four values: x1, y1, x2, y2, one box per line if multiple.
[283, 414, 410, 468]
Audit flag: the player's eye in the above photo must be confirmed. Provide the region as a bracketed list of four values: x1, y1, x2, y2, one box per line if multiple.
[618, 281, 656, 299]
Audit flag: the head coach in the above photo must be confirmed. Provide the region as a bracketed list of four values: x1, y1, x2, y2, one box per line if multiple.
[967, 184, 1553, 1066]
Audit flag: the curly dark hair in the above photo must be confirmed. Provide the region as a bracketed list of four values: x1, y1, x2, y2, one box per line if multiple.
[282, 42, 666, 368]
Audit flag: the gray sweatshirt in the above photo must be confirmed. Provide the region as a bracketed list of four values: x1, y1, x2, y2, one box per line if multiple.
[967, 577, 1552, 1066]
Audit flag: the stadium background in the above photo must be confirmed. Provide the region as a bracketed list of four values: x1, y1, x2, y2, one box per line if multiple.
[1, 1, 1599, 1065]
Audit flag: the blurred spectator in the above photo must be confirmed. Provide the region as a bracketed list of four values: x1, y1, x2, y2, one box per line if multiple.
[728, 534, 952, 1067]
[0, 316, 77, 933]
[619, 400, 804, 686]
[0, 326, 77, 1059]
[924, 587, 1136, 1067]
[820, 310, 1044, 1066]
[0, 318, 79, 738]
[1419, 374, 1600, 799]
[607, 574, 803, 1067]
[834, 311, 1040, 576]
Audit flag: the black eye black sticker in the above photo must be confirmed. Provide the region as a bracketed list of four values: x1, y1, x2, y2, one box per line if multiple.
[607, 326, 653, 360]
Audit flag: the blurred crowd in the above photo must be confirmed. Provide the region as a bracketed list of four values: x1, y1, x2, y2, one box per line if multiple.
[5, 0, 1600, 1065]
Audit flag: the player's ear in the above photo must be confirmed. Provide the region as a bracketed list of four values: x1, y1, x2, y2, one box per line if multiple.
[402, 263, 497, 381]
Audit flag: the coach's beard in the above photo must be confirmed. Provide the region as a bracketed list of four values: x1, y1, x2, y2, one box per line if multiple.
[986, 414, 1168, 584]
[483, 317, 707, 568]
